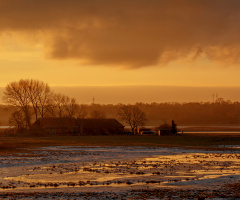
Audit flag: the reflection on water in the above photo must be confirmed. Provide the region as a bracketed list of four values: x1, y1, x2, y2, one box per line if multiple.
[2, 151, 240, 191]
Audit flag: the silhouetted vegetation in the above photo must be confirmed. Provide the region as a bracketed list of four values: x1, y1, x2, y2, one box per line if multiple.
[171, 120, 177, 135]
[2, 79, 88, 133]
[76, 101, 240, 126]
[2, 79, 240, 129]
[159, 122, 171, 130]
[117, 104, 147, 134]
[90, 109, 106, 119]
[2, 101, 240, 127]
[135, 101, 240, 125]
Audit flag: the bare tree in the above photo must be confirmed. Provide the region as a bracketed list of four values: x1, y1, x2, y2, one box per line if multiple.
[47, 93, 79, 118]
[64, 97, 79, 118]
[76, 104, 88, 135]
[118, 104, 147, 134]
[4, 80, 32, 128]
[47, 93, 67, 118]
[90, 109, 106, 119]
[77, 104, 88, 119]
[3, 79, 52, 128]
[159, 122, 171, 130]
[9, 110, 26, 130]
[25, 79, 52, 120]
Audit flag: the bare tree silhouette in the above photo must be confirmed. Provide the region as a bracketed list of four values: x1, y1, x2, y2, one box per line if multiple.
[3, 79, 51, 128]
[118, 104, 147, 134]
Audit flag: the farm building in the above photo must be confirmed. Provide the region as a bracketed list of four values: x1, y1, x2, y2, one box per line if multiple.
[160, 129, 172, 136]
[32, 118, 125, 135]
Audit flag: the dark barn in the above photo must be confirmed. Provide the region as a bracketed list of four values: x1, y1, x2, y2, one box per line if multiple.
[33, 118, 125, 135]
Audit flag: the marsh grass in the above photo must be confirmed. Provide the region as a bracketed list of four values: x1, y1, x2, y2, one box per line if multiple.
[0, 133, 239, 154]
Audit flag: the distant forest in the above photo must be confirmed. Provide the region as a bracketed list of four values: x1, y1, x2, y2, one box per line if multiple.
[1, 100, 240, 126]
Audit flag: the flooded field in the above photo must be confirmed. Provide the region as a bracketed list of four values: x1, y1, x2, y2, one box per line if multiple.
[0, 146, 240, 199]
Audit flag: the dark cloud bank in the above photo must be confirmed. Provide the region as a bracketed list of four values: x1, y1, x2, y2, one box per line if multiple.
[1, 0, 240, 67]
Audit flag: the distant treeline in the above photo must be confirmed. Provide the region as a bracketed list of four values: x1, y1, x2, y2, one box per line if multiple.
[136, 101, 240, 125]
[1, 100, 240, 126]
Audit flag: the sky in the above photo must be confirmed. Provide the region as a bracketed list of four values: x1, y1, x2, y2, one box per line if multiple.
[1, 0, 240, 103]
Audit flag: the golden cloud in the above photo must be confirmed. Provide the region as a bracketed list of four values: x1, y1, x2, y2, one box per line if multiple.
[1, 0, 240, 68]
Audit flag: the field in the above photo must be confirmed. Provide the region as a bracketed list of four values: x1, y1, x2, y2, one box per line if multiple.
[0, 133, 240, 199]
[1, 133, 240, 153]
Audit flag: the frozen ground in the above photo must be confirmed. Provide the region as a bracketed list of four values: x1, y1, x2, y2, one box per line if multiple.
[0, 146, 240, 199]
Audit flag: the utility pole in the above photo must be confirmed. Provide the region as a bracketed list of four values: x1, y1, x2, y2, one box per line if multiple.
[92, 96, 95, 105]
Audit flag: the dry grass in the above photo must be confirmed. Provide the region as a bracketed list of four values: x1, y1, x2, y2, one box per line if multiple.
[0, 133, 240, 154]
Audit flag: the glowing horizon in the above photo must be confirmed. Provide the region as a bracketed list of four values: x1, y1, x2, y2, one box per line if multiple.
[1, 0, 240, 99]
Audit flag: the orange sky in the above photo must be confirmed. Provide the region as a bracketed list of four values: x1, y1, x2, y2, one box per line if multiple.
[0, 0, 240, 103]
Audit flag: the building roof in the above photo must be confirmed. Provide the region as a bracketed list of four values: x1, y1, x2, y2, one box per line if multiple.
[34, 118, 124, 129]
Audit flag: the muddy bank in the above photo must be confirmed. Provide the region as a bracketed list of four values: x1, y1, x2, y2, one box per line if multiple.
[0, 146, 240, 199]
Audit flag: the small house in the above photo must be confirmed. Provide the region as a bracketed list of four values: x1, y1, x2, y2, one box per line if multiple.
[33, 118, 125, 135]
